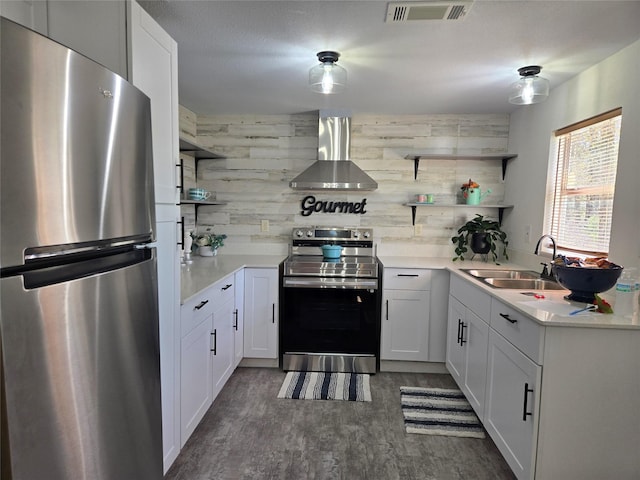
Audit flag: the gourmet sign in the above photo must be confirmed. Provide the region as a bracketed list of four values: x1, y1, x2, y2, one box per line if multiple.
[300, 195, 368, 217]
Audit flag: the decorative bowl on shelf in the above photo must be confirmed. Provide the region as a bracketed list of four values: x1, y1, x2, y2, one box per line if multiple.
[321, 245, 343, 259]
[551, 263, 623, 303]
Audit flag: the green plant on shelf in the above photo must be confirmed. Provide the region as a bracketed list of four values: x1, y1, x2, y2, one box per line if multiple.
[451, 214, 508, 263]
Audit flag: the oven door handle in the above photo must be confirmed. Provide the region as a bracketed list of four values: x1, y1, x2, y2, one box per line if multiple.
[282, 277, 378, 290]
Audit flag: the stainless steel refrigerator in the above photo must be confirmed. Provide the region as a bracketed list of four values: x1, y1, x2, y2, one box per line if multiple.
[0, 18, 163, 479]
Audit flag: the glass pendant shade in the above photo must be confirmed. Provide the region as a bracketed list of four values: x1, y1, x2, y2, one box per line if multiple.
[509, 66, 549, 105]
[309, 51, 346, 94]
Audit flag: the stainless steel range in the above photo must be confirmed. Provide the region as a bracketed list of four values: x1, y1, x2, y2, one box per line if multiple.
[280, 226, 381, 374]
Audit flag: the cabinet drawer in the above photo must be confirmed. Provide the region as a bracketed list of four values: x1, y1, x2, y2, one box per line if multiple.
[490, 298, 545, 364]
[450, 274, 491, 320]
[182, 290, 215, 337]
[181, 274, 235, 337]
[383, 268, 431, 290]
[209, 274, 235, 307]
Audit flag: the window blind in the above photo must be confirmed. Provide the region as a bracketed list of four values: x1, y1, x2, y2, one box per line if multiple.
[549, 111, 621, 255]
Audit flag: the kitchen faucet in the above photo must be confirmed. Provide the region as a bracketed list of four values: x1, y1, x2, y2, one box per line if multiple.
[534, 234, 557, 279]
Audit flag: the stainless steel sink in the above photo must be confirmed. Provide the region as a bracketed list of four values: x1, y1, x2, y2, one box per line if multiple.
[461, 268, 566, 290]
[462, 269, 540, 280]
[483, 278, 566, 290]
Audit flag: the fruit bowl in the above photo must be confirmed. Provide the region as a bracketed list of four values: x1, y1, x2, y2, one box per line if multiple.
[551, 263, 623, 303]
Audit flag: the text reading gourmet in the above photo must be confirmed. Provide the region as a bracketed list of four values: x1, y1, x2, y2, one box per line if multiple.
[300, 195, 368, 217]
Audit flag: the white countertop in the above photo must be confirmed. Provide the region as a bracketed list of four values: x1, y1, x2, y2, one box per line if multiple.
[379, 256, 640, 330]
[181, 254, 639, 330]
[181, 254, 285, 304]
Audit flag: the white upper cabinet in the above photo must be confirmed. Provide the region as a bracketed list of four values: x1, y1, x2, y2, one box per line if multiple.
[0, 0, 48, 35]
[128, 0, 179, 206]
[1, 0, 128, 78]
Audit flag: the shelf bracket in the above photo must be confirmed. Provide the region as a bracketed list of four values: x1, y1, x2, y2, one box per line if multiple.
[498, 207, 506, 225]
[410, 205, 417, 225]
[502, 158, 508, 180]
[412, 157, 420, 180]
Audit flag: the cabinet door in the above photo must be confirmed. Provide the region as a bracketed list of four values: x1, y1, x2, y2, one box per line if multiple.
[128, 1, 179, 205]
[180, 315, 213, 447]
[485, 330, 541, 480]
[211, 299, 235, 400]
[463, 310, 489, 418]
[428, 269, 450, 362]
[244, 268, 278, 359]
[0, 0, 48, 34]
[381, 289, 429, 361]
[446, 296, 466, 385]
[155, 205, 181, 471]
[46, 0, 128, 78]
[233, 269, 245, 368]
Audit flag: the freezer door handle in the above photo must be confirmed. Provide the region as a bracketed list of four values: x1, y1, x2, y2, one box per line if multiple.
[11, 248, 154, 289]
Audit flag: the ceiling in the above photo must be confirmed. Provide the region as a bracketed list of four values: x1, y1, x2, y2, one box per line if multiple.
[138, 1, 640, 116]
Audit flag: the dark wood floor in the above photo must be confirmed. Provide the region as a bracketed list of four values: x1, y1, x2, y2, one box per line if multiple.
[165, 367, 516, 480]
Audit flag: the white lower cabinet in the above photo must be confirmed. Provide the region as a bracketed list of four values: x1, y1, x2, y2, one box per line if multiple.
[180, 316, 213, 445]
[485, 329, 541, 480]
[382, 290, 430, 361]
[446, 295, 489, 417]
[233, 269, 245, 368]
[243, 268, 279, 359]
[381, 269, 431, 361]
[180, 294, 214, 446]
[211, 285, 235, 399]
[446, 276, 544, 480]
[179, 273, 236, 446]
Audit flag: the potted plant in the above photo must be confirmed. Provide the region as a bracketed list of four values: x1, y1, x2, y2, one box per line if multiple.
[451, 214, 508, 263]
[191, 230, 227, 256]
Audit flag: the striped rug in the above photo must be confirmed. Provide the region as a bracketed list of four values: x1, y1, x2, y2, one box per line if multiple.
[277, 371, 372, 402]
[400, 387, 485, 438]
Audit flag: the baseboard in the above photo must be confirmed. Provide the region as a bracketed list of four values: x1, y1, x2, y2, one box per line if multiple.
[239, 358, 279, 368]
[379, 360, 448, 374]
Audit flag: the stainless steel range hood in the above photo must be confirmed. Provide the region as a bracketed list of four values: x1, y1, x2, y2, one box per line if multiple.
[289, 116, 378, 191]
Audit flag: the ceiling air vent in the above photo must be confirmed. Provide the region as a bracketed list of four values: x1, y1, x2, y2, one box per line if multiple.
[385, 2, 472, 22]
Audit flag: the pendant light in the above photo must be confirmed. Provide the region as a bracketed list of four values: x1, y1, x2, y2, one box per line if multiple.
[508, 66, 549, 105]
[309, 51, 346, 94]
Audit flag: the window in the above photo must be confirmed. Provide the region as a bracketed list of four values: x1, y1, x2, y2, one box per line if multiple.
[546, 108, 622, 256]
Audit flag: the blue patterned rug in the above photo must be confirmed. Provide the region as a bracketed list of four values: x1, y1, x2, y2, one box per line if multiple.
[278, 371, 371, 402]
[400, 387, 485, 438]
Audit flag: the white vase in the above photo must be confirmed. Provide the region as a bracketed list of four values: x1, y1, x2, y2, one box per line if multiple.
[198, 246, 217, 257]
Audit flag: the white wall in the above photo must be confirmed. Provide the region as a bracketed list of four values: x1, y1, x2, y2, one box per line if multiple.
[505, 39, 640, 272]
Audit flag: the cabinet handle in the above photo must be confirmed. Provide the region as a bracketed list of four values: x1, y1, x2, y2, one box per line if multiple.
[234, 309, 238, 331]
[522, 382, 534, 421]
[457, 319, 462, 344]
[459, 322, 467, 345]
[500, 312, 517, 324]
[194, 299, 209, 310]
[177, 216, 185, 248]
[221, 283, 233, 291]
[272, 303, 275, 324]
[211, 329, 217, 355]
[176, 158, 184, 193]
[386, 300, 389, 320]
[397, 274, 419, 277]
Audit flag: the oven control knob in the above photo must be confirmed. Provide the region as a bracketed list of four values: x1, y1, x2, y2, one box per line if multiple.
[306, 230, 313, 237]
[363, 231, 370, 238]
[295, 229, 304, 237]
[353, 231, 360, 238]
